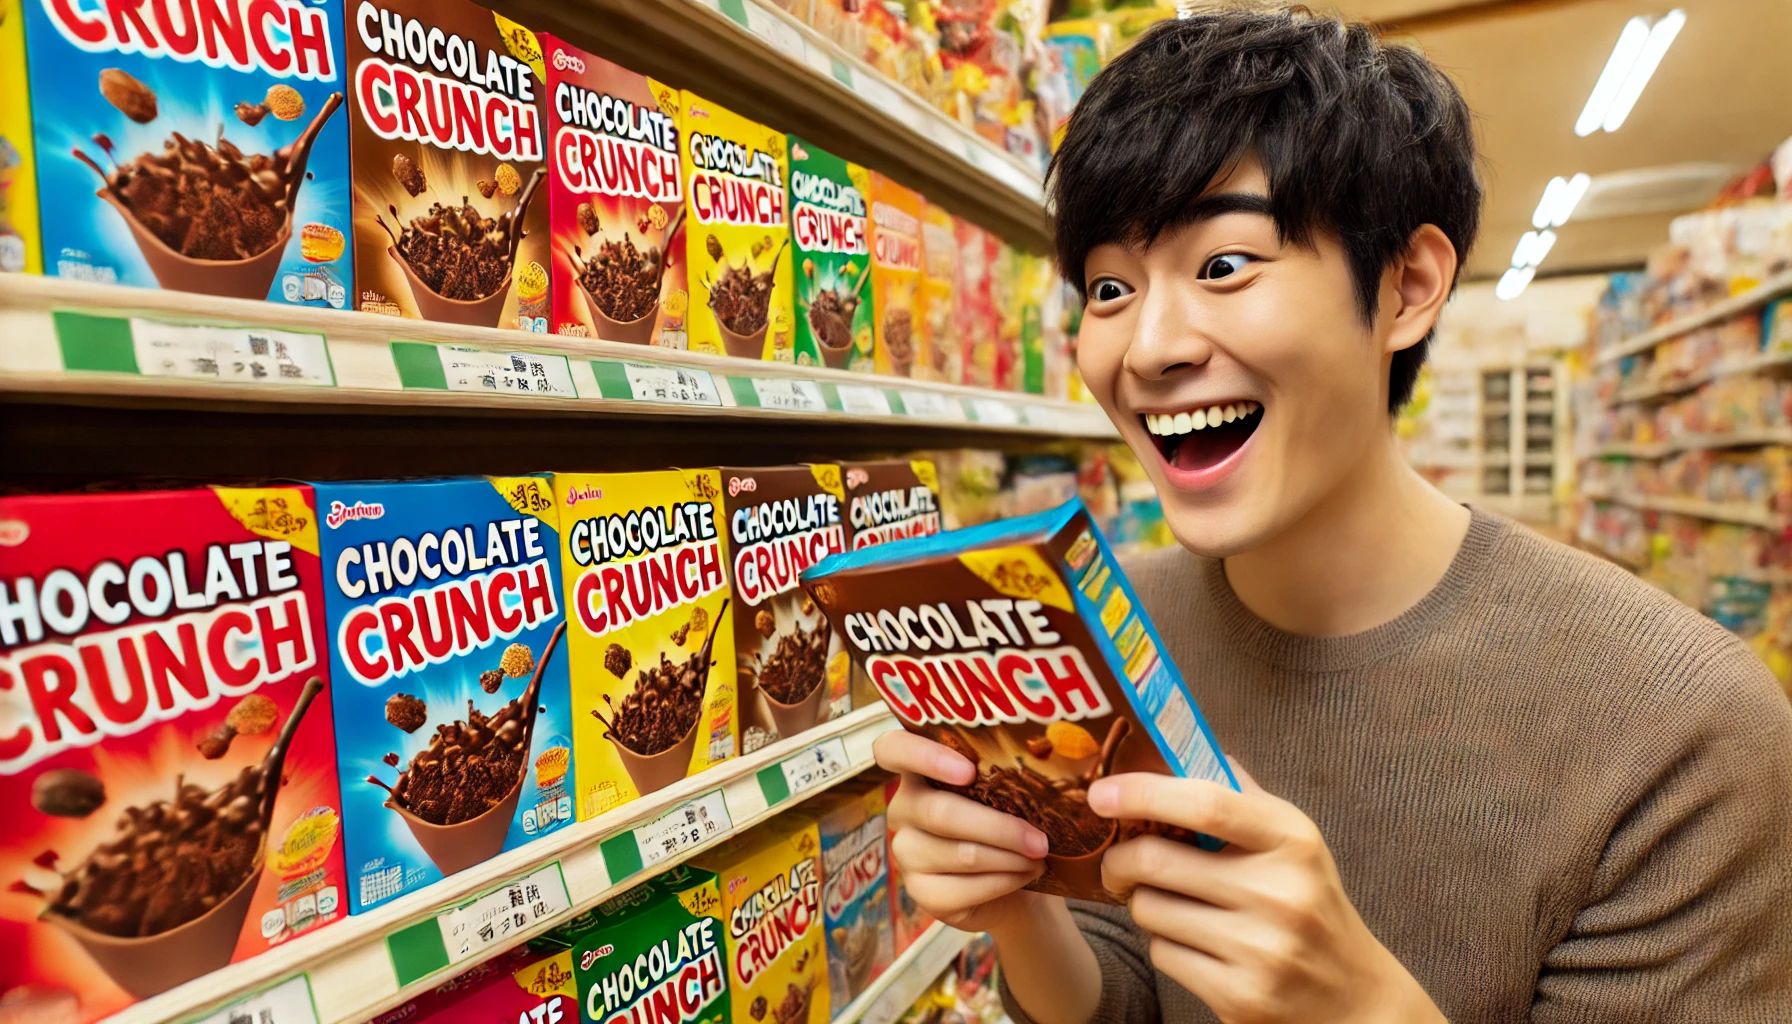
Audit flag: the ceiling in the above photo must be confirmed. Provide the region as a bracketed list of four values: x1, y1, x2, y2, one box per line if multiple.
[1316, 0, 1792, 281]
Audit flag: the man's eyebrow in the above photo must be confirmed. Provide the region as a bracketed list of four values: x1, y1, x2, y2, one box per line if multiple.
[1178, 191, 1274, 225]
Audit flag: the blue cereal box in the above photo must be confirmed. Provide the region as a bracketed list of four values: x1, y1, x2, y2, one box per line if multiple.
[20, 0, 352, 304]
[315, 476, 575, 913]
[802, 498, 1236, 905]
[813, 782, 894, 1014]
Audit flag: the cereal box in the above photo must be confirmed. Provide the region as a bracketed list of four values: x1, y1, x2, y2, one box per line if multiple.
[914, 202, 958, 383]
[692, 814, 829, 1024]
[346, 0, 550, 330]
[548, 864, 730, 1024]
[0, 0, 40, 275]
[314, 477, 576, 913]
[19, 0, 350, 303]
[720, 465, 850, 755]
[543, 36, 688, 348]
[680, 92, 794, 361]
[955, 220, 1001, 389]
[787, 136, 872, 371]
[369, 942, 578, 1024]
[803, 498, 1237, 904]
[0, 487, 345, 1021]
[813, 782, 894, 1014]
[867, 173, 923, 376]
[839, 460, 943, 710]
[877, 774, 932, 955]
[556, 470, 736, 818]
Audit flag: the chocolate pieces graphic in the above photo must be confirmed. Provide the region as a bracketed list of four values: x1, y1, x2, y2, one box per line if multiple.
[593, 599, 728, 795]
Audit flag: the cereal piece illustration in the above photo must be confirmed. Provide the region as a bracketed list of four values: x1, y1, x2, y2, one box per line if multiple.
[1025, 735, 1054, 759]
[501, 643, 535, 678]
[1044, 721, 1098, 760]
[99, 68, 157, 123]
[30, 769, 106, 818]
[302, 223, 347, 264]
[689, 605, 709, 637]
[383, 752, 401, 767]
[706, 233, 724, 262]
[495, 162, 521, 195]
[265, 84, 306, 121]
[750, 996, 768, 1021]
[228, 694, 280, 736]
[665, 289, 689, 318]
[604, 643, 632, 678]
[386, 692, 428, 732]
[235, 101, 270, 126]
[392, 153, 426, 197]
[755, 608, 777, 639]
[477, 179, 498, 199]
[648, 204, 668, 230]
[480, 669, 504, 694]
[577, 202, 600, 235]
[196, 724, 235, 760]
[670, 620, 691, 646]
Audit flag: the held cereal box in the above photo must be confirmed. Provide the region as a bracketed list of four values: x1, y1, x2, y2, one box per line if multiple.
[314, 477, 576, 913]
[346, 0, 550, 330]
[555, 470, 736, 817]
[814, 783, 894, 1014]
[914, 202, 958, 383]
[543, 36, 688, 348]
[955, 220, 1002, 389]
[877, 774, 932, 955]
[680, 92, 794, 361]
[19, 0, 351, 303]
[1, 0, 41, 275]
[787, 136, 872, 371]
[692, 814, 829, 1024]
[802, 498, 1237, 904]
[369, 942, 579, 1024]
[720, 466, 850, 755]
[548, 865, 730, 1024]
[866, 173, 923, 377]
[0, 487, 345, 1021]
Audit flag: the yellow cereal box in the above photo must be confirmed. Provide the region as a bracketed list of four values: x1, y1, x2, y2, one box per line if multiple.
[867, 173, 923, 376]
[915, 201, 959, 382]
[681, 92, 796, 361]
[0, 0, 41, 274]
[693, 813, 830, 1024]
[556, 469, 737, 819]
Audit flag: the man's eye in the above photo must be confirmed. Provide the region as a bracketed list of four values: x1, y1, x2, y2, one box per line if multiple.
[1090, 278, 1133, 301]
[1200, 254, 1254, 280]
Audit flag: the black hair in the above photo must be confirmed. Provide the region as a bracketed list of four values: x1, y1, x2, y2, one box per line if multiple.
[1048, 9, 1481, 412]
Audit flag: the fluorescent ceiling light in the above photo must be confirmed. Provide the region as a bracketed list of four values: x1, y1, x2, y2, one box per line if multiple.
[1497, 266, 1536, 301]
[1553, 173, 1591, 226]
[1511, 230, 1557, 268]
[1603, 9, 1685, 132]
[1575, 11, 1684, 136]
[1531, 178, 1565, 229]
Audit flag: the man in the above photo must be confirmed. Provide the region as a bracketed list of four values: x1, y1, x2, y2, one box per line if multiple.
[873, 9, 1792, 1023]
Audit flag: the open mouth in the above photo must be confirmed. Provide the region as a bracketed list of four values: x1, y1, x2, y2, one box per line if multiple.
[1142, 401, 1263, 473]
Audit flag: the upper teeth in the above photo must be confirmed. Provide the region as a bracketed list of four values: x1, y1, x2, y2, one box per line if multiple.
[1145, 402, 1259, 436]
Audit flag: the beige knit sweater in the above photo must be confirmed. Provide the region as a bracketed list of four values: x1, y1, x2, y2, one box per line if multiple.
[1001, 508, 1792, 1022]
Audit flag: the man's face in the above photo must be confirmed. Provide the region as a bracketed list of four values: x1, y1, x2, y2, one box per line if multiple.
[1077, 160, 1402, 557]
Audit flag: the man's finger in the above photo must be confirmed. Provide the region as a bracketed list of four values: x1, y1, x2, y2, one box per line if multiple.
[904, 869, 1042, 916]
[1225, 756, 1265, 796]
[1143, 935, 1237, 1018]
[1100, 835, 1250, 908]
[1126, 885, 1256, 965]
[875, 730, 976, 786]
[893, 776, 1050, 858]
[893, 827, 1043, 876]
[1086, 772, 1303, 852]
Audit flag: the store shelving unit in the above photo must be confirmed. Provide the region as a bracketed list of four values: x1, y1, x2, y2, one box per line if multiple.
[100, 707, 899, 1024]
[1580, 489, 1784, 529]
[1610, 350, 1792, 405]
[1591, 269, 1792, 366]
[1475, 363, 1562, 520]
[834, 922, 976, 1024]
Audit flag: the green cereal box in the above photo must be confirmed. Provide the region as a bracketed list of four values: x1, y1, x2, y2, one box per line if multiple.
[549, 865, 730, 1024]
[787, 137, 872, 371]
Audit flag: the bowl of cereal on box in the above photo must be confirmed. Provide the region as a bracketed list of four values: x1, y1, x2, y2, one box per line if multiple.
[380, 160, 544, 327]
[594, 601, 728, 795]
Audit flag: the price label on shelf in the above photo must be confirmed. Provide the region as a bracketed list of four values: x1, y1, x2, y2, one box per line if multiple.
[970, 398, 1022, 426]
[747, 377, 828, 413]
[831, 383, 895, 416]
[1022, 404, 1060, 428]
[591, 360, 724, 407]
[762, 738, 852, 805]
[428, 346, 575, 398]
[631, 790, 734, 872]
[190, 975, 318, 1024]
[53, 312, 337, 386]
[437, 863, 571, 967]
[897, 389, 962, 421]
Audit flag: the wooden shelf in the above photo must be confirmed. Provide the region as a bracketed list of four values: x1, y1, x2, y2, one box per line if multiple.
[834, 922, 975, 1024]
[1583, 427, 1792, 459]
[105, 707, 901, 1024]
[1582, 489, 1784, 529]
[487, 0, 1048, 252]
[0, 276, 1113, 446]
[1609, 350, 1792, 405]
[1593, 270, 1792, 367]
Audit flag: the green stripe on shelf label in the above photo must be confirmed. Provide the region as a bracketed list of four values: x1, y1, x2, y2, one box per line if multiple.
[389, 340, 449, 390]
[387, 917, 451, 988]
[54, 311, 138, 373]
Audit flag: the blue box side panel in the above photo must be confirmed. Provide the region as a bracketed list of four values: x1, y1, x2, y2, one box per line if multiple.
[314, 477, 574, 913]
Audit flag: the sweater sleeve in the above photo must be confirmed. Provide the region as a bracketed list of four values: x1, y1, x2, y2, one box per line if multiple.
[999, 900, 1163, 1024]
[1532, 645, 1792, 1023]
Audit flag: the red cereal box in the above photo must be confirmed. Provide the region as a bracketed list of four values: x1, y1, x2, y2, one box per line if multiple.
[0, 487, 345, 1022]
[542, 36, 688, 348]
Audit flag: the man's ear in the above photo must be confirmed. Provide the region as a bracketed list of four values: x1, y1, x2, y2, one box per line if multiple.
[1383, 224, 1457, 356]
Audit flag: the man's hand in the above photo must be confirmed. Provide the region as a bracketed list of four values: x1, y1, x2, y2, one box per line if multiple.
[874, 730, 1049, 933]
[1092, 764, 1446, 1024]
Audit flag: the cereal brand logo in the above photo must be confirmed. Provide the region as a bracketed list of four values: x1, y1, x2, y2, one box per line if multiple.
[566, 503, 725, 632]
[550, 47, 585, 73]
[582, 942, 617, 967]
[565, 484, 605, 507]
[845, 469, 869, 490]
[45, 0, 340, 80]
[553, 83, 681, 198]
[849, 486, 941, 549]
[687, 133, 784, 228]
[727, 476, 757, 497]
[587, 920, 725, 1024]
[0, 519, 28, 547]
[326, 500, 386, 528]
[822, 829, 886, 920]
[527, 961, 576, 995]
[686, 475, 719, 502]
[729, 495, 844, 605]
[871, 202, 920, 273]
[729, 858, 820, 986]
